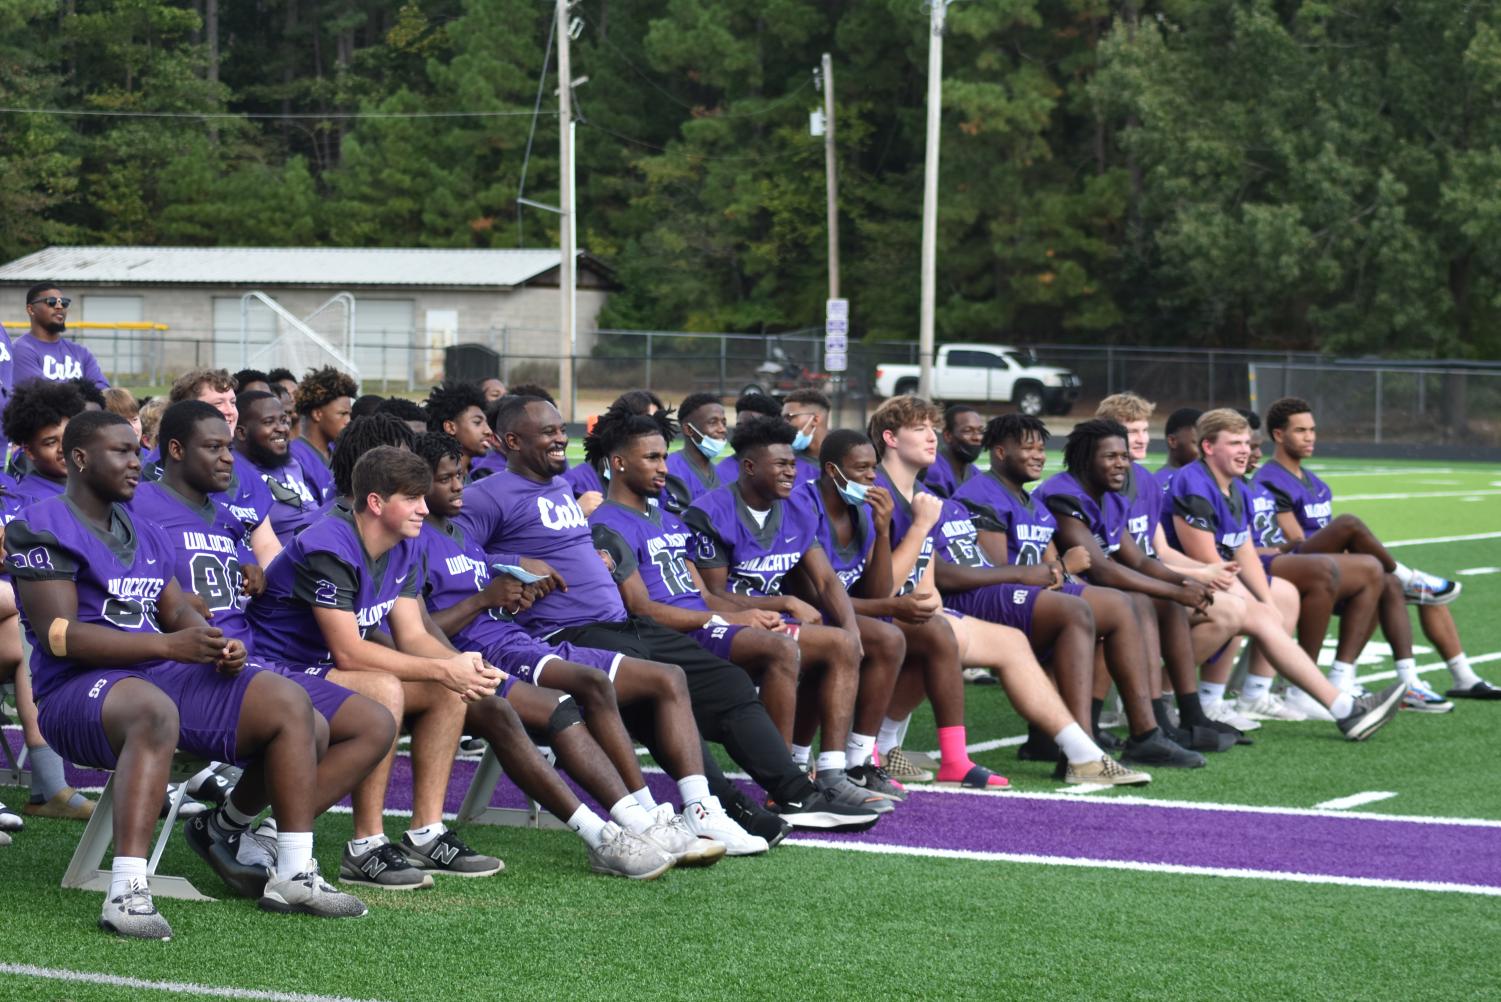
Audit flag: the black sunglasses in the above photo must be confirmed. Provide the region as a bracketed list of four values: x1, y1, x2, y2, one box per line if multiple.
[28, 296, 71, 308]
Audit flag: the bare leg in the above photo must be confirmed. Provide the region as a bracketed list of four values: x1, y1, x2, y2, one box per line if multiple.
[1418, 604, 1462, 661]
[464, 695, 585, 819]
[327, 668, 405, 840]
[1078, 587, 1157, 737]
[99, 679, 179, 858]
[790, 623, 861, 759]
[852, 616, 905, 739]
[949, 616, 1081, 735]
[610, 658, 705, 780]
[503, 682, 633, 808]
[400, 681, 466, 829]
[533, 659, 650, 789]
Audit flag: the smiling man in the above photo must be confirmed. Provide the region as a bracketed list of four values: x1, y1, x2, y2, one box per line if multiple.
[233, 391, 324, 545]
[14, 283, 109, 390]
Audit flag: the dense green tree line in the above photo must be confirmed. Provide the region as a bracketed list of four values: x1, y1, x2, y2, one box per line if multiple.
[2, 1, 1499, 357]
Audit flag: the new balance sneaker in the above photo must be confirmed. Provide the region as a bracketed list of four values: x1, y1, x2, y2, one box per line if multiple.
[1064, 756, 1152, 786]
[0, 801, 22, 832]
[767, 785, 881, 832]
[185, 810, 271, 898]
[99, 877, 172, 940]
[1337, 681, 1406, 741]
[398, 830, 504, 877]
[185, 763, 242, 807]
[1238, 690, 1309, 721]
[1281, 687, 1336, 721]
[1401, 678, 1455, 714]
[1446, 679, 1501, 700]
[880, 747, 934, 784]
[1205, 699, 1261, 732]
[1119, 729, 1204, 769]
[721, 789, 793, 848]
[679, 798, 762, 857]
[846, 763, 907, 801]
[239, 818, 278, 871]
[339, 840, 434, 890]
[815, 770, 894, 814]
[1402, 571, 1460, 606]
[260, 861, 368, 918]
[588, 822, 675, 880]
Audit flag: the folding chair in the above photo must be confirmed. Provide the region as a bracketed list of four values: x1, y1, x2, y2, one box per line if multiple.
[455, 744, 566, 831]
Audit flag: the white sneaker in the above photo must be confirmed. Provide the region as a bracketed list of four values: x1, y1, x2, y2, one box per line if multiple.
[588, 822, 675, 880]
[684, 796, 769, 856]
[1204, 698, 1261, 731]
[259, 860, 368, 917]
[1236, 690, 1310, 721]
[641, 803, 725, 867]
[0, 801, 23, 832]
[1401, 678, 1455, 714]
[100, 877, 172, 940]
[1281, 687, 1335, 721]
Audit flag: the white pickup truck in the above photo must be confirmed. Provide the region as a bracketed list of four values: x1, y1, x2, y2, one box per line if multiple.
[872, 343, 1082, 416]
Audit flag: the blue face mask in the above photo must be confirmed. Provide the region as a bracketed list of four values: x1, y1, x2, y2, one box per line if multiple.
[688, 423, 728, 459]
[833, 467, 869, 506]
[602, 463, 612, 481]
[792, 417, 815, 453]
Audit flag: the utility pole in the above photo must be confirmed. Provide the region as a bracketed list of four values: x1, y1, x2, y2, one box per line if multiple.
[822, 52, 839, 300]
[557, 0, 576, 422]
[918, 0, 950, 400]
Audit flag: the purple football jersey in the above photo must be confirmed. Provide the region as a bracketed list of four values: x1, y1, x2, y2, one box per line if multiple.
[874, 468, 937, 596]
[791, 480, 874, 589]
[242, 452, 324, 544]
[666, 450, 721, 506]
[468, 449, 508, 481]
[590, 499, 709, 611]
[248, 507, 420, 667]
[1035, 471, 1129, 555]
[414, 518, 542, 653]
[0, 324, 14, 458]
[929, 497, 995, 570]
[453, 468, 627, 635]
[714, 454, 742, 485]
[6, 497, 174, 699]
[129, 482, 255, 648]
[0, 472, 24, 525]
[11, 334, 109, 389]
[681, 483, 822, 598]
[1165, 459, 1251, 560]
[562, 462, 606, 499]
[953, 470, 1056, 566]
[214, 452, 274, 536]
[1252, 461, 1333, 537]
[288, 437, 335, 502]
[1244, 476, 1287, 548]
[921, 447, 977, 499]
[1122, 463, 1160, 555]
[14, 473, 65, 509]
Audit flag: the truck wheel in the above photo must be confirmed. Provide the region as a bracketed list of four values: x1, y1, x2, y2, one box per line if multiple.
[1014, 384, 1045, 417]
[894, 377, 920, 396]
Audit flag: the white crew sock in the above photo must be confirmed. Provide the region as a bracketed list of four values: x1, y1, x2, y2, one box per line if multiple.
[109, 856, 148, 900]
[1327, 660, 1355, 692]
[1241, 674, 1273, 703]
[845, 733, 876, 768]
[633, 785, 662, 813]
[1448, 654, 1481, 688]
[1198, 681, 1226, 707]
[790, 744, 812, 768]
[1053, 723, 1105, 766]
[815, 750, 846, 775]
[276, 831, 314, 879]
[609, 795, 653, 834]
[876, 717, 907, 756]
[675, 775, 709, 811]
[566, 805, 608, 849]
[1391, 562, 1415, 587]
[1394, 658, 1418, 687]
[347, 833, 388, 857]
[221, 798, 257, 830]
[1330, 693, 1355, 718]
[405, 821, 446, 847]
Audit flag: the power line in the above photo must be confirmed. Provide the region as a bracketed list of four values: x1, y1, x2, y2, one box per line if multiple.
[0, 106, 553, 120]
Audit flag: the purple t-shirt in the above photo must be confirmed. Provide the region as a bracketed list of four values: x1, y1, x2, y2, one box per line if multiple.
[1252, 461, 1333, 537]
[288, 437, 335, 503]
[562, 462, 605, 499]
[248, 506, 420, 668]
[953, 470, 1056, 566]
[1035, 471, 1129, 555]
[874, 468, 937, 596]
[590, 499, 708, 612]
[681, 482, 822, 598]
[11, 334, 109, 390]
[0, 323, 14, 458]
[920, 447, 977, 499]
[6, 497, 174, 699]
[1166, 459, 1251, 560]
[129, 482, 254, 648]
[468, 450, 507, 481]
[791, 480, 873, 589]
[453, 468, 627, 635]
[242, 452, 323, 544]
[14, 473, 65, 509]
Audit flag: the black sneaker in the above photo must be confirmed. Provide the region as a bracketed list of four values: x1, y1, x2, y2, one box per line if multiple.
[398, 830, 504, 877]
[1093, 729, 1124, 753]
[722, 789, 793, 848]
[184, 811, 271, 898]
[1016, 737, 1061, 762]
[1337, 681, 1405, 741]
[767, 784, 881, 833]
[185, 763, 242, 807]
[846, 763, 907, 801]
[339, 840, 434, 890]
[1120, 729, 1205, 769]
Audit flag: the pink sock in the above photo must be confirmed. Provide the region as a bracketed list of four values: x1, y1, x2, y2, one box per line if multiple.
[936, 726, 973, 777]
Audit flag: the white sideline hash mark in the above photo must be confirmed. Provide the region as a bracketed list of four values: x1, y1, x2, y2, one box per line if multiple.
[1384, 530, 1501, 548]
[1337, 489, 1501, 502]
[1316, 791, 1398, 810]
[1457, 567, 1501, 576]
[0, 964, 389, 1002]
[783, 840, 1501, 897]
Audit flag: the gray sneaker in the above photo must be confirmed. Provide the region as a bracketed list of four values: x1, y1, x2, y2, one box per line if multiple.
[588, 822, 675, 880]
[398, 830, 504, 877]
[815, 770, 895, 814]
[1337, 681, 1406, 741]
[238, 818, 278, 870]
[339, 840, 434, 890]
[99, 877, 172, 940]
[642, 803, 725, 866]
[846, 763, 907, 801]
[260, 861, 368, 918]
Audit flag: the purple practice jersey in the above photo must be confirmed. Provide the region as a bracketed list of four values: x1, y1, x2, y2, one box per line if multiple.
[713, 451, 817, 486]
[454, 468, 628, 635]
[1035, 471, 1130, 556]
[0, 323, 14, 458]
[415, 518, 537, 651]
[130, 482, 254, 647]
[874, 468, 937, 596]
[921, 447, 977, 499]
[590, 499, 709, 611]
[1244, 476, 1288, 549]
[14, 473, 65, 509]
[1165, 459, 1251, 561]
[213, 452, 274, 537]
[791, 480, 874, 589]
[1252, 461, 1333, 537]
[11, 335, 109, 390]
[562, 462, 605, 499]
[6, 497, 173, 700]
[929, 497, 995, 571]
[1122, 463, 1160, 555]
[0, 472, 23, 526]
[243, 452, 324, 544]
[288, 437, 335, 502]
[682, 483, 822, 598]
[666, 450, 721, 508]
[249, 506, 420, 667]
[468, 449, 507, 481]
[953, 470, 1056, 566]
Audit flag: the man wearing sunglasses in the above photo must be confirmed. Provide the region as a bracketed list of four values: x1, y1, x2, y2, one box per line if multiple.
[16, 284, 110, 392]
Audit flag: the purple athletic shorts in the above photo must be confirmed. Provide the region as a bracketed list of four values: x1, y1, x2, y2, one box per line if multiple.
[1259, 552, 1280, 576]
[486, 636, 621, 686]
[690, 621, 745, 661]
[945, 583, 1041, 633]
[1059, 581, 1087, 597]
[258, 660, 357, 722]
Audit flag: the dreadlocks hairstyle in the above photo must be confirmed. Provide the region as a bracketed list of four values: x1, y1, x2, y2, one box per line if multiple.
[423, 379, 488, 432]
[1095, 392, 1156, 424]
[506, 383, 555, 405]
[733, 392, 782, 419]
[157, 400, 227, 459]
[585, 404, 676, 471]
[677, 392, 723, 428]
[351, 394, 387, 419]
[866, 395, 942, 459]
[981, 413, 1050, 451]
[414, 430, 465, 474]
[351, 446, 432, 514]
[70, 377, 106, 410]
[1063, 419, 1129, 478]
[819, 428, 873, 471]
[1163, 407, 1203, 439]
[375, 396, 428, 425]
[330, 413, 417, 499]
[943, 403, 981, 433]
[730, 414, 797, 456]
[168, 368, 235, 403]
[1264, 396, 1313, 436]
[294, 366, 359, 418]
[233, 368, 271, 392]
[4, 379, 87, 449]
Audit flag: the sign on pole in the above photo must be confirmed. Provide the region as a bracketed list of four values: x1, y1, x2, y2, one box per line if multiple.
[825, 298, 849, 373]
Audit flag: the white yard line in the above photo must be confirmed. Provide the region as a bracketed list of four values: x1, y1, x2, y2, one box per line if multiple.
[1315, 791, 1398, 810]
[1383, 530, 1501, 548]
[0, 964, 388, 1002]
[1337, 489, 1501, 502]
[1356, 650, 1501, 685]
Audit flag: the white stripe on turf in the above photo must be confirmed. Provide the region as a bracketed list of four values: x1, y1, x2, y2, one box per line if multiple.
[0, 964, 389, 1002]
[1383, 530, 1501, 547]
[1337, 489, 1501, 502]
[1356, 650, 1501, 685]
[782, 839, 1501, 897]
[1315, 791, 1398, 810]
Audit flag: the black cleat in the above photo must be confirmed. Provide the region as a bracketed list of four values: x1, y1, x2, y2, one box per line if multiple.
[185, 811, 271, 898]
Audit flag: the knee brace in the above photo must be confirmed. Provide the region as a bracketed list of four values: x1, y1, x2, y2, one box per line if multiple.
[546, 694, 583, 738]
